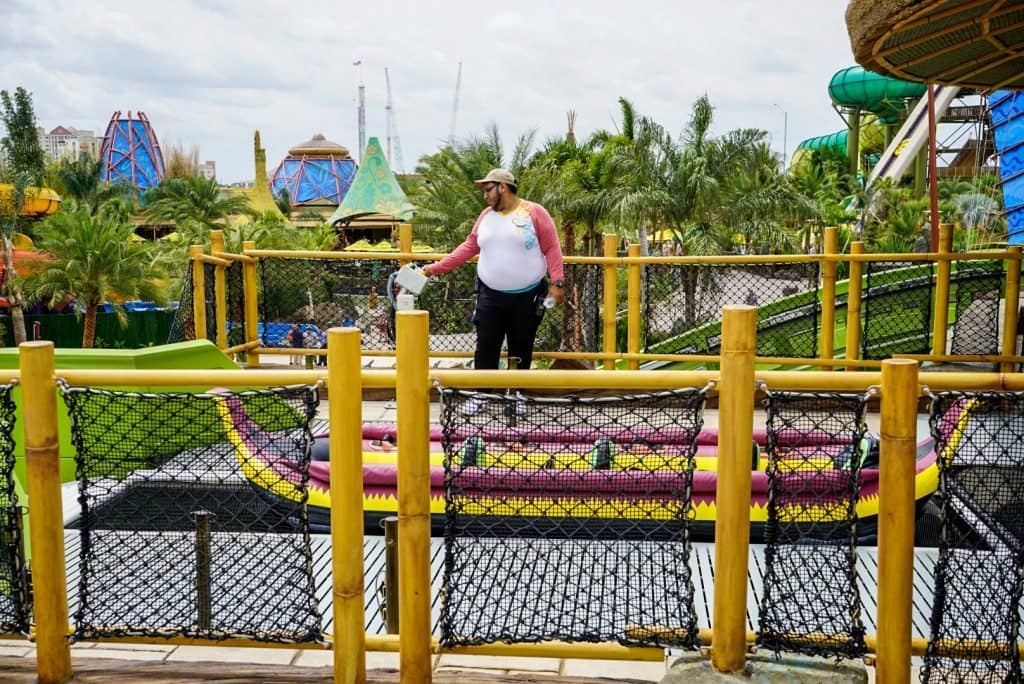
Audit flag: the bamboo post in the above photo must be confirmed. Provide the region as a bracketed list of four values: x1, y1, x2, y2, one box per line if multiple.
[876, 358, 918, 684]
[210, 230, 228, 350]
[190, 245, 207, 342]
[330, 326, 366, 683]
[603, 234, 618, 370]
[820, 227, 838, 368]
[711, 306, 756, 674]
[845, 241, 864, 364]
[395, 310, 432, 683]
[20, 341, 71, 683]
[1001, 247, 1021, 372]
[242, 240, 260, 367]
[627, 244, 641, 371]
[398, 223, 413, 266]
[931, 224, 952, 359]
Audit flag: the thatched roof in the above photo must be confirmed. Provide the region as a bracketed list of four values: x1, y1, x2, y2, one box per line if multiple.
[847, 0, 1024, 88]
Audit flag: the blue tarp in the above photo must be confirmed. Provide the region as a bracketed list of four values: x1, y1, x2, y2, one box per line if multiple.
[989, 90, 1024, 244]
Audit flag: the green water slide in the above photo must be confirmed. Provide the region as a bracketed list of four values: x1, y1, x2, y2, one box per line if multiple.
[791, 66, 925, 173]
[828, 66, 926, 124]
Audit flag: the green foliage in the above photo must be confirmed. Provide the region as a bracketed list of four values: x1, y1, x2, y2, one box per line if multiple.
[143, 176, 253, 232]
[22, 201, 167, 347]
[0, 87, 44, 184]
[56, 151, 136, 215]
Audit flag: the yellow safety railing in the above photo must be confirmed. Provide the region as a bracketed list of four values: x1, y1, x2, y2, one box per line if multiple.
[196, 226, 1024, 371]
[16, 310, 1024, 683]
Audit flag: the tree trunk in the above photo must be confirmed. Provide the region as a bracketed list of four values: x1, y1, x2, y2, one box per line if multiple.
[83, 302, 98, 349]
[2, 237, 26, 345]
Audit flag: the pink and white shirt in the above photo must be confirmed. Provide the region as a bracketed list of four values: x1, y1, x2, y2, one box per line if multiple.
[430, 200, 564, 292]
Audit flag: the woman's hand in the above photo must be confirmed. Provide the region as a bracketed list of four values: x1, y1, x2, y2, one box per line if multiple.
[548, 282, 565, 306]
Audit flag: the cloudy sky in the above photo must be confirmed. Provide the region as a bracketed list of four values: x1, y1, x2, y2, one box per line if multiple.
[1, 0, 857, 184]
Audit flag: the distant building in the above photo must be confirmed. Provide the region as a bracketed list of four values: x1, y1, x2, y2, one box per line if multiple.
[38, 125, 102, 161]
[200, 160, 216, 180]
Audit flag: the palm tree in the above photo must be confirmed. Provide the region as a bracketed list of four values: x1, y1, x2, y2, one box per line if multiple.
[144, 176, 252, 233]
[412, 125, 537, 251]
[22, 202, 166, 348]
[0, 87, 47, 345]
[56, 151, 135, 215]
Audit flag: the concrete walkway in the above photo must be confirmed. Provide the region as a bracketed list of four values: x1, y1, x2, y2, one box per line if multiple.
[0, 639, 673, 681]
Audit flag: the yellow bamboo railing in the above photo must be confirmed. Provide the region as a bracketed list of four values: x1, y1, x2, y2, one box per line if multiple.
[16, 315, 1024, 683]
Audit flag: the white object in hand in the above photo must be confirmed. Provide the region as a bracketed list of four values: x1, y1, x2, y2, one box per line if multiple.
[543, 295, 556, 309]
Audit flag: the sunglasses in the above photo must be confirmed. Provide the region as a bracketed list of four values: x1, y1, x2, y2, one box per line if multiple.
[482, 183, 498, 193]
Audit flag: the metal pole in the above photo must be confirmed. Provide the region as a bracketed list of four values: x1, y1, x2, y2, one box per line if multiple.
[191, 510, 214, 631]
[396, 310, 432, 682]
[932, 224, 952, 358]
[876, 358, 918, 684]
[382, 516, 400, 634]
[330, 326, 367, 683]
[928, 84, 940, 250]
[20, 341, 71, 683]
[711, 306, 756, 673]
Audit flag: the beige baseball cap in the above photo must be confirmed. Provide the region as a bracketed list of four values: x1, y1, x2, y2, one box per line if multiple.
[474, 168, 517, 188]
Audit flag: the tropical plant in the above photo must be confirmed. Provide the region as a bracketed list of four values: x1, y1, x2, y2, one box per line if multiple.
[143, 176, 252, 233]
[55, 151, 135, 215]
[412, 125, 537, 251]
[22, 202, 167, 348]
[0, 86, 46, 344]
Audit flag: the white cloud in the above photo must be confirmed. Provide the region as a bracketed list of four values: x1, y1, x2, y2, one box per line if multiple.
[1, 0, 854, 182]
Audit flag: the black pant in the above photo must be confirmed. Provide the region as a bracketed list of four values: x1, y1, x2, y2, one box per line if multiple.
[473, 279, 546, 370]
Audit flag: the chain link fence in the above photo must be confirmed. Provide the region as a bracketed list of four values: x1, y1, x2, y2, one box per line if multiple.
[862, 262, 935, 360]
[950, 261, 1003, 356]
[643, 263, 820, 358]
[170, 249, 1022, 366]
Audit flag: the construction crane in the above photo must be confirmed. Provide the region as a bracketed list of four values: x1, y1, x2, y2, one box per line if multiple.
[384, 67, 404, 173]
[448, 62, 462, 145]
[354, 60, 365, 162]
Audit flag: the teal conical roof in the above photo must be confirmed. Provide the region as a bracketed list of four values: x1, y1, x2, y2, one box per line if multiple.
[329, 137, 414, 224]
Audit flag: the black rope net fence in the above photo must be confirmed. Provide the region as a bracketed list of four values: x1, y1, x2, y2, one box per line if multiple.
[756, 390, 869, 660]
[923, 391, 1024, 682]
[165, 262, 244, 346]
[438, 387, 707, 648]
[60, 384, 322, 643]
[862, 261, 934, 359]
[0, 385, 28, 634]
[643, 263, 820, 358]
[949, 261, 1003, 356]
[166, 266, 197, 344]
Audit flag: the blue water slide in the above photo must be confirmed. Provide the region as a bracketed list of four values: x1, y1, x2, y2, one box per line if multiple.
[989, 90, 1024, 244]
